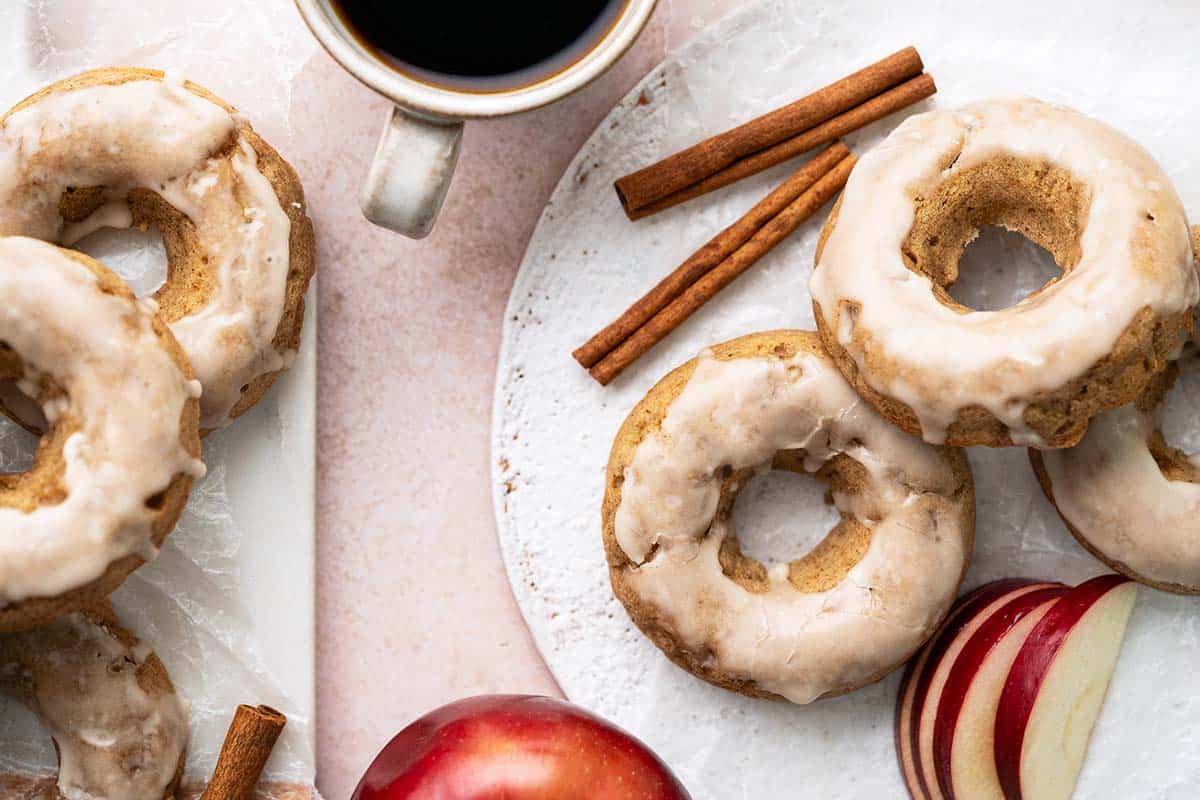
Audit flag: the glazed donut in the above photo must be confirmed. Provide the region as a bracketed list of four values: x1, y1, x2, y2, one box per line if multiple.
[0, 603, 188, 800]
[1031, 359, 1200, 594]
[0, 67, 316, 430]
[602, 331, 975, 703]
[0, 237, 203, 632]
[810, 97, 1196, 448]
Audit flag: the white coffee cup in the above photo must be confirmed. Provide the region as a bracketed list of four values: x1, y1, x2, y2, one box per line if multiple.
[294, 0, 658, 238]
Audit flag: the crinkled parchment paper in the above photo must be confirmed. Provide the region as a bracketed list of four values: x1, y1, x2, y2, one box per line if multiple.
[0, 1, 319, 793]
[492, 1, 1200, 797]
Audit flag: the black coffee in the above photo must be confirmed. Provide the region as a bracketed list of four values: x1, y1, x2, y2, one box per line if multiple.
[332, 0, 630, 93]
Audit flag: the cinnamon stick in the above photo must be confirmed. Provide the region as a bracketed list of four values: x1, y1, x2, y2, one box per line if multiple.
[573, 141, 850, 369]
[615, 47, 922, 217]
[589, 152, 857, 385]
[626, 74, 935, 220]
[202, 704, 288, 800]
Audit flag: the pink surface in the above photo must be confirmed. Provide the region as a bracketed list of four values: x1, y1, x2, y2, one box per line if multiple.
[298, 3, 737, 796]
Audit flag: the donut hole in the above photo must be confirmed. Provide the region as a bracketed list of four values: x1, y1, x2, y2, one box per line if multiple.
[0, 697, 51, 770]
[717, 450, 874, 594]
[902, 155, 1088, 313]
[1148, 352, 1200, 482]
[945, 225, 1061, 311]
[0, 401, 38, 476]
[71, 225, 168, 296]
[0, 365, 73, 507]
[730, 469, 840, 570]
[59, 187, 216, 316]
[0, 348, 44, 476]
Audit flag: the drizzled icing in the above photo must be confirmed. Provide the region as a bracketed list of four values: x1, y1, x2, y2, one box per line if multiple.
[810, 97, 1197, 445]
[1040, 404, 1200, 590]
[0, 70, 293, 428]
[0, 612, 187, 800]
[0, 238, 204, 604]
[613, 345, 971, 703]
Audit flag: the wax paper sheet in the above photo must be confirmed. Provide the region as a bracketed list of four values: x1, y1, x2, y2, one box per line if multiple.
[0, 1, 319, 793]
[493, 1, 1200, 797]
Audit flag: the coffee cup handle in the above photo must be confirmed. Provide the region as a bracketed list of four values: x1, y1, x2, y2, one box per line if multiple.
[360, 106, 464, 239]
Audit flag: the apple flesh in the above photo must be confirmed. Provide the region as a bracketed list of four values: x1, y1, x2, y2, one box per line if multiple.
[994, 575, 1136, 800]
[350, 695, 691, 800]
[931, 586, 1067, 800]
[906, 581, 1061, 800]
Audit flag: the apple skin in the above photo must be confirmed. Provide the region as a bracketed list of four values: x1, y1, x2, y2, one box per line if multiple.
[351, 695, 692, 800]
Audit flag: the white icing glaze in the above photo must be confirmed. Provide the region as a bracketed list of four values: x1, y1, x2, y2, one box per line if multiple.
[1040, 404, 1200, 590]
[810, 97, 1197, 445]
[0, 612, 187, 800]
[0, 72, 294, 428]
[613, 346, 970, 703]
[0, 237, 203, 604]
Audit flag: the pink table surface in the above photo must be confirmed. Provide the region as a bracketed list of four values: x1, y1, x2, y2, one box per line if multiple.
[309, 2, 736, 796]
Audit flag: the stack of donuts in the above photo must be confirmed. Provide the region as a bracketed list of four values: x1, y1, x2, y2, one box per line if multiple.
[602, 97, 1198, 703]
[0, 69, 314, 799]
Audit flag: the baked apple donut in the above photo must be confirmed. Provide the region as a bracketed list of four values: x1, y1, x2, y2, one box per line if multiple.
[810, 97, 1196, 448]
[0, 603, 188, 800]
[0, 67, 316, 430]
[0, 237, 203, 632]
[1031, 359, 1200, 594]
[602, 331, 975, 703]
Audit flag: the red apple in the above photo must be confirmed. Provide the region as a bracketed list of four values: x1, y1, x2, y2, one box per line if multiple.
[351, 695, 691, 800]
[906, 581, 1061, 800]
[930, 585, 1067, 799]
[895, 579, 1043, 800]
[994, 575, 1136, 800]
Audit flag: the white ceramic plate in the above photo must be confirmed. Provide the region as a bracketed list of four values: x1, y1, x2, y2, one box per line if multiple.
[491, 1, 1200, 797]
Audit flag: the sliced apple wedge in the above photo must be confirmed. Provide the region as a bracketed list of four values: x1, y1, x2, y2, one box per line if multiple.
[931, 584, 1068, 800]
[898, 580, 1043, 799]
[900, 580, 1057, 800]
[897, 585, 1009, 798]
[993, 575, 1136, 800]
